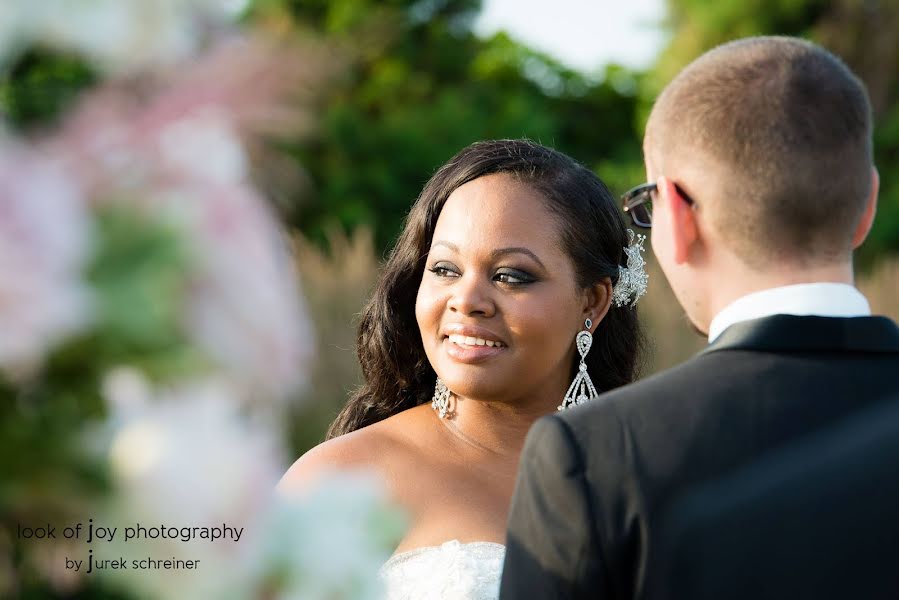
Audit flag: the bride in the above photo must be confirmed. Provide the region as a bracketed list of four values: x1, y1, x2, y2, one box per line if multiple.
[280, 139, 645, 599]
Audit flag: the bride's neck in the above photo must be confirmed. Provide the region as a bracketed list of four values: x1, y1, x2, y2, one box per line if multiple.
[436, 395, 554, 461]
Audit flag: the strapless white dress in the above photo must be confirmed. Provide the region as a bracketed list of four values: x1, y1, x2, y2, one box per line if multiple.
[380, 540, 505, 600]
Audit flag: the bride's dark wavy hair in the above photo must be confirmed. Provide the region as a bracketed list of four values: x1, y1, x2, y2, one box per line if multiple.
[327, 139, 644, 439]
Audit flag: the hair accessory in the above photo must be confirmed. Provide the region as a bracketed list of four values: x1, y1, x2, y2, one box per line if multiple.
[612, 229, 649, 308]
[431, 378, 453, 419]
[558, 318, 600, 410]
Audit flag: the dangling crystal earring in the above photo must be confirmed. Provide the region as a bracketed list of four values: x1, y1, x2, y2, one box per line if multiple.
[558, 318, 600, 411]
[432, 378, 453, 418]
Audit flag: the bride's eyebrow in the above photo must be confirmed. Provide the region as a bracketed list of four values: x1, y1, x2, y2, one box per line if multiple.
[490, 247, 546, 270]
[430, 241, 546, 270]
[431, 240, 459, 253]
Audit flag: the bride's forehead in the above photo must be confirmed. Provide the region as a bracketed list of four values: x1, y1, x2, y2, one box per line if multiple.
[438, 175, 556, 229]
[430, 209, 562, 266]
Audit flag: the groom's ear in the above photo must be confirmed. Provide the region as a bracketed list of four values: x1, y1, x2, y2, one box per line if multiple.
[852, 166, 879, 249]
[583, 278, 612, 333]
[658, 176, 699, 265]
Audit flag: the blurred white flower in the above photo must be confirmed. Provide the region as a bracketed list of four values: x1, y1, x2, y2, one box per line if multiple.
[104, 370, 283, 524]
[0, 140, 93, 378]
[99, 370, 402, 599]
[101, 366, 154, 421]
[261, 473, 406, 600]
[1, 0, 242, 75]
[0, 4, 27, 67]
[100, 370, 285, 598]
[158, 108, 248, 184]
[46, 84, 314, 402]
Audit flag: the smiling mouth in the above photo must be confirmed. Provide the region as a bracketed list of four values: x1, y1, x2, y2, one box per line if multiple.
[445, 333, 506, 348]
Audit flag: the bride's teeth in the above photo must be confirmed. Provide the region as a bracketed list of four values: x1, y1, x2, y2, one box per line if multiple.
[446, 333, 503, 348]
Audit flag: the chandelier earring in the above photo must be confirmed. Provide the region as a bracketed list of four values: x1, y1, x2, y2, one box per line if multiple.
[431, 378, 453, 419]
[558, 318, 601, 411]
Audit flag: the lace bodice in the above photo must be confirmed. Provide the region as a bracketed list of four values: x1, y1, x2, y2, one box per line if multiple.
[380, 540, 505, 600]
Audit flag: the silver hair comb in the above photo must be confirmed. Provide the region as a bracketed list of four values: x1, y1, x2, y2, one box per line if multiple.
[612, 229, 648, 308]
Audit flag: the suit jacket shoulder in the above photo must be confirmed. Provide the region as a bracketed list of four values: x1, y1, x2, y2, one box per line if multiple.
[547, 315, 899, 597]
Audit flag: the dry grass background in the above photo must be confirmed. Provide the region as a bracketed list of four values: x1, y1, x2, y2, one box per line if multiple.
[289, 228, 381, 451]
[289, 228, 899, 453]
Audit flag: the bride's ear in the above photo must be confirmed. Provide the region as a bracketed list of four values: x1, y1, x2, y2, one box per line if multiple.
[583, 278, 613, 333]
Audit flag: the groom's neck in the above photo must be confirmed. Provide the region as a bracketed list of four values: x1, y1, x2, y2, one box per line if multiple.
[698, 255, 856, 331]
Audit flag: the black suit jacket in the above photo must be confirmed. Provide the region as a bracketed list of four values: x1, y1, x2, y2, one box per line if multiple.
[649, 392, 899, 600]
[500, 315, 899, 600]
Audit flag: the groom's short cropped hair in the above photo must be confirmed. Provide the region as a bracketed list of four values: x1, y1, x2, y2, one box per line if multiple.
[646, 36, 873, 267]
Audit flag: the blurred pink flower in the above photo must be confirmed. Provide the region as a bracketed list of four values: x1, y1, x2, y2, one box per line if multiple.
[37, 36, 322, 400]
[51, 34, 326, 190]
[0, 139, 93, 378]
[180, 180, 314, 401]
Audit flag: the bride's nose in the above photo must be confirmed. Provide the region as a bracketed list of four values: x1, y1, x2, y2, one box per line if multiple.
[446, 273, 496, 317]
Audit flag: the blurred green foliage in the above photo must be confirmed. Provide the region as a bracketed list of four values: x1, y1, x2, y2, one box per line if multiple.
[0, 49, 96, 129]
[259, 0, 899, 261]
[84, 209, 210, 381]
[2, 0, 896, 261]
[252, 0, 644, 251]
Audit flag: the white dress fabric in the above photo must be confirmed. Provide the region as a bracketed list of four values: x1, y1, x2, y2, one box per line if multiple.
[380, 540, 505, 600]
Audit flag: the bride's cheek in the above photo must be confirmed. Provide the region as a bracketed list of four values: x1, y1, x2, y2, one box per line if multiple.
[415, 285, 442, 335]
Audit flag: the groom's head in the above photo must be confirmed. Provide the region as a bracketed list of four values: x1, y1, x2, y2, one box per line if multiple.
[643, 36, 878, 333]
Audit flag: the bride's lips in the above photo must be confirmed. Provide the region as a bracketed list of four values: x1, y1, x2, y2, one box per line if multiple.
[441, 324, 507, 364]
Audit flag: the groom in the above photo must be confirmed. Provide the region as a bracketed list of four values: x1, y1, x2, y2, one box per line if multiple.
[500, 36, 899, 599]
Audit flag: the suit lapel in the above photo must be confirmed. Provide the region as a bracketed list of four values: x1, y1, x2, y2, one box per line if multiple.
[702, 315, 899, 355]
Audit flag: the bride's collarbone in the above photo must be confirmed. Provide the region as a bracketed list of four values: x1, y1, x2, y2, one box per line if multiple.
[338, 408, 514, 515]
[338, 413, 510, 556]
[384, 435, 514, 502]
[397, 463, 512, 545]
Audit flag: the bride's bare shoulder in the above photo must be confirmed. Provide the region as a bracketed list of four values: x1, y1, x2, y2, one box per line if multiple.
[278, 404, 433, 492]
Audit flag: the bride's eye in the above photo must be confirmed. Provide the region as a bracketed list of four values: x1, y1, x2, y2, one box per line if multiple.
[428, 262, 460, 278]
[495, 269, 536, 285]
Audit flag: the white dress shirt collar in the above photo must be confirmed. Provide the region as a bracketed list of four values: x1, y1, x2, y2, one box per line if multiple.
[708, 283, 871, 343]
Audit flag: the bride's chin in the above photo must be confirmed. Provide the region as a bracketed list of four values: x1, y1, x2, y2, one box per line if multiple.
[436, 375, 510, 404]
